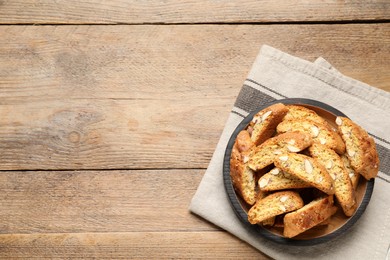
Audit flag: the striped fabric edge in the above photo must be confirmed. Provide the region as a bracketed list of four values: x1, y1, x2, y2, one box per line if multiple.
[260, 45, 390, 111]
[231, 79, 390, 183]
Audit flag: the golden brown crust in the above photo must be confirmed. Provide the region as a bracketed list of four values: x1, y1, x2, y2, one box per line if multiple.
[274, 153, 335, 195]
[236, 130, 254, 153]
[283, 196, 337, 238]
[230, 141, 257, 205]
[248, 132, 312, 171]
[248, 191, 304, 224]
[277, 118, 345, 154]
[250, 103, 289, 145]
[284, 105, 328, 125]
[336, 117, 379, 180]
[261, 217, 276, 226]
[308, 143, 357, 216]
[258, 168, 311, 192]
[273, 215, 331, 228]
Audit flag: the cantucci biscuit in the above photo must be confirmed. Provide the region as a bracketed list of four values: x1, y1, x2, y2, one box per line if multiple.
[230, 135, 257, 205]
[248, 132, 312, 171]
[258, 168, 311, 192]
[274, 153, 335, 195]
[229, 102, 380, 238]
[341, 154, 360, 189]
[274, 215, 331, 228]
[283, 196, 337, 238]
[336, 117, 379, 180]
[248, 191, 304, 224]
[249, 103, 289, 145]
[309, 143, 357, 216]
[284, 105, 328, 125]
[277, 119, 345, 154]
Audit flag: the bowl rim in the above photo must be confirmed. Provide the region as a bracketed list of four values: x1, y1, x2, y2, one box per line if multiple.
[223, 98, 375, 246]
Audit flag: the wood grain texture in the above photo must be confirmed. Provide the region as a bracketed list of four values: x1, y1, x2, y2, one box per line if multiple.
[0, 98, 228, 170]
[0, 24, 389, 170]
[0, 0, 389, 24]
[0, 232, 269, 259]
[1, 3, 388, 259]
[0, 169, 215, 233]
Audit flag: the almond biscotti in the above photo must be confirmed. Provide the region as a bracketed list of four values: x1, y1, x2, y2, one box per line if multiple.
[229, 103, 380, 238]
[230, 135, 257, 205]
[309, 143, 357, 216]
[283, 196, 337, 238]
[284, 105, 328, 125]
[336, 116, 379, 180]
[277, 118, 345, 154]
[249, 103, 289, 145]
[258, 168, 311, 192]
[248, 191, 304, 224]
[274, 153, 335, 195]
[248, 132, 312, 171]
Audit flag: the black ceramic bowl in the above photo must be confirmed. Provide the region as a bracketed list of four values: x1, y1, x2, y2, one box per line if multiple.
[223, 98, 374, 246]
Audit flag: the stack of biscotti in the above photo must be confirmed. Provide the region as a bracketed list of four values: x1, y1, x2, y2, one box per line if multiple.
[230, 103, 379, 238]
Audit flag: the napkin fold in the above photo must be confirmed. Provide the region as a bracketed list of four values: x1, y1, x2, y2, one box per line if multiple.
[189, 45, 390, 260]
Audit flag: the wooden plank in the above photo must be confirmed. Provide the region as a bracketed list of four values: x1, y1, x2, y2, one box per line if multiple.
[0, 24, 389, 170]
[0, 0, 389, 24]
[0, 98, 228, 170]
[0, 232, 270, 259]
[0, 170, 216, 233]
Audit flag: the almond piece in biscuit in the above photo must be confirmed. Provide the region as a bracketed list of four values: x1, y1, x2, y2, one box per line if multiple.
[249, 103, 289, 145]
[248, 191, 304, 224]
[341, 154, 360, 190]
[274, 153, 335, 195]
[335, 117, 379, 180]
[248, 132, 312, 171]
[283, 195, 337, 238]
[309, 143, 357, 216]
[277, 119, 345, 154]
[258, 168, 311, 192]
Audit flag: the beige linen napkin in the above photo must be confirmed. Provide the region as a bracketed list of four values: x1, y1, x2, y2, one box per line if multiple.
[189, 45, 390, 260]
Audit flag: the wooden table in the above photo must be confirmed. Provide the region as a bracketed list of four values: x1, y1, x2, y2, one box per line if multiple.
[0, 1, 389, 258]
